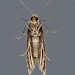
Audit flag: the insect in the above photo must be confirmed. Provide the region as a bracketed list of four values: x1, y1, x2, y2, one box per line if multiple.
[17, 0, 57, 75]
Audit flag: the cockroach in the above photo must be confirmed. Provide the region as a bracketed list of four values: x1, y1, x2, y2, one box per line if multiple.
[16, 0, 56, 75]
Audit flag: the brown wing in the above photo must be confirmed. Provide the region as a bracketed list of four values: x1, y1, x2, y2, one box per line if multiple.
[26, 29, 35, 75]
[39, 27, 46, 75]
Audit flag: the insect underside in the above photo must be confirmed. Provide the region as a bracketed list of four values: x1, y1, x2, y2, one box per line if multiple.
[17, 0, 54, 75]
[17, 14, 48, 75]
[26, 14, 46, 75]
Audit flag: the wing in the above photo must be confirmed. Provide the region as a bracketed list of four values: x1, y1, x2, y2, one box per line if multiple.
[39, 27, 46, 75]
[26, 29, 35, 75]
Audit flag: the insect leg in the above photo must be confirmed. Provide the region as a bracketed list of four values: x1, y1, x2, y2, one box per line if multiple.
[16, 26, 27, 39]
[43, 24, 58, 34]
[39, 38, 51, 62]
[16, 14, 28, 21]
[45, 54, 51, 62]
[38, 42, 46, 75]
[20, 46, 29, 57]
[26, 24, 32, 32]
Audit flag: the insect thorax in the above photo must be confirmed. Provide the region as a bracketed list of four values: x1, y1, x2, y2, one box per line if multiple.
[28, 15, 42, 37]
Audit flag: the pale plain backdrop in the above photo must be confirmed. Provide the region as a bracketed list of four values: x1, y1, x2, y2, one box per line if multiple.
[0, 0, 75, 75]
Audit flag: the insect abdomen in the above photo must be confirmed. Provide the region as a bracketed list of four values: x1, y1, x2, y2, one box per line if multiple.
[32, 36, 40, 58]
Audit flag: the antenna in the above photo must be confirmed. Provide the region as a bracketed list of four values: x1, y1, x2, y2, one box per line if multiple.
[37, 0, 52, 14]
[18, 0, 33, 14]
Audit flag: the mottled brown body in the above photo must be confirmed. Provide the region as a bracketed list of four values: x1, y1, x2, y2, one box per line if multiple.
[26, 14, 46, 75]
[18, 0, 53, 75]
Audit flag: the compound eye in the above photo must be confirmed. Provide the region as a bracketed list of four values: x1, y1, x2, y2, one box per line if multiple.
[30, 17, 32, 20]
[36, 17, 38, 21]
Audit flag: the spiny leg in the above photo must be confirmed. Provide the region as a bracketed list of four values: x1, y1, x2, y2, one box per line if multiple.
[20, 46, 29, 57]
[16, 14, 28, 21]
[43, 24, 58, 34]
[16, 26, 27, 39]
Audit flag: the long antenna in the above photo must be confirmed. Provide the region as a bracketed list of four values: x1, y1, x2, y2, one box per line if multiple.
[18, 0, 33, 14]
[37, 0, 52, 14]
